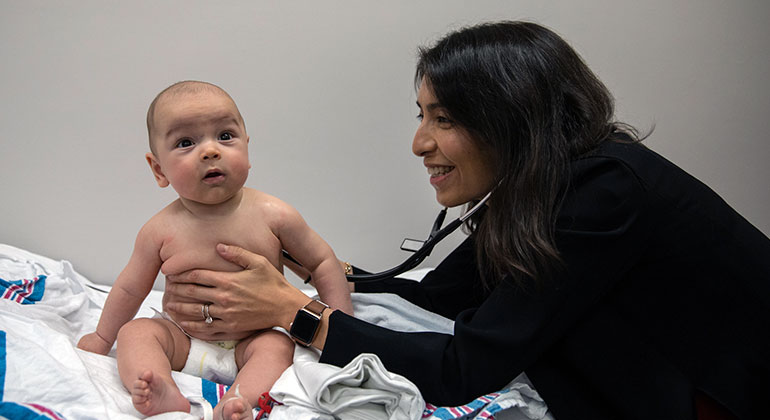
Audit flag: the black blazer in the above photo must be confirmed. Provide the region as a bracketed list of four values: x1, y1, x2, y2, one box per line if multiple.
[321, 140, 770, 420]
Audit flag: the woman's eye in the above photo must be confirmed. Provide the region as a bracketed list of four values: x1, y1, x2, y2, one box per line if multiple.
[416, 113, 424, 122]
[176, 139, 193, 148]
[219, 132, 233, 141]
[436, 115, 454, 126]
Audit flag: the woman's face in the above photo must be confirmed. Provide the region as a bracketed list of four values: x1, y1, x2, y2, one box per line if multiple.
[412, 80, 496, 208]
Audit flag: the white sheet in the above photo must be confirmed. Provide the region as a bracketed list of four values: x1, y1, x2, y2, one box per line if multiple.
[269, 293, 552, 420]
[0, 244, 552, 420]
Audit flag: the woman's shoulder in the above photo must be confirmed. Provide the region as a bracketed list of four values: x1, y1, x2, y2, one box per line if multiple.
[575, 140, 662, 177]
[572, 139, 703, 196]
[558, 143, 650, 233]
[567, 141, 651, 196]
[565, 139, 758, 240]
[579, 140, 730, 206]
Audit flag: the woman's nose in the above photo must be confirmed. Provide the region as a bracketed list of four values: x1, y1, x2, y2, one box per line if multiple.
[412, 124, 434, 157]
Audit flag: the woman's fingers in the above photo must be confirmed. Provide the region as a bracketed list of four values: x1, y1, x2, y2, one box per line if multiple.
[166, 243, 306, 334]
[166, 301, 212, 321]
[167, 268, 220, 288]
[164, 280, 217, 307]
[217, 243, 269, 270]
[169, 302, 234, 333]
[178, 319, 211, 333]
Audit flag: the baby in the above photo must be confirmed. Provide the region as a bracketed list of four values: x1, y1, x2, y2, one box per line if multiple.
[77, 80, 352, 420]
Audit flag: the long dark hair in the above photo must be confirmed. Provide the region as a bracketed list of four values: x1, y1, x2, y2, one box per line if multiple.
[416, 21, 640, 289]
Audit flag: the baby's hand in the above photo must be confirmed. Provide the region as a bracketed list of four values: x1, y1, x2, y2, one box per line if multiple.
[77, 332, 112, 355]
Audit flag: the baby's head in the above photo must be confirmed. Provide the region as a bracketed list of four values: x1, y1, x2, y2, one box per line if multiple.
[145, 81, 251, 205]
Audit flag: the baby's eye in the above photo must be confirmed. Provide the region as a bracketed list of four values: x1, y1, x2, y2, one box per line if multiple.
[219, 132, 233, 141]
[175, 139, 194, 148]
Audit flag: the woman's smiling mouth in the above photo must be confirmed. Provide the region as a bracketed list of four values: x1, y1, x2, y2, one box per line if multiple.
[428, 165, 455, 186]
[428, 166, 454, 177]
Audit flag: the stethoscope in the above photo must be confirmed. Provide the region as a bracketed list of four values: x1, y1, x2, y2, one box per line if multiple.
[283, 189, 493, 283]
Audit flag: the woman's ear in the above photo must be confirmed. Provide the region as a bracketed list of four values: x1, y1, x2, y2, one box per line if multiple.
[146, 153, 170, 188]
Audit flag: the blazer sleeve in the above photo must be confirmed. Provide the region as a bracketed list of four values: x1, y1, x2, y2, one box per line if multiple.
[321, 156, 653, 406]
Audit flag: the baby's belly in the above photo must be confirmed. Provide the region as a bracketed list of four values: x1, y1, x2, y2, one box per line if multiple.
[160, 250, 242, 277]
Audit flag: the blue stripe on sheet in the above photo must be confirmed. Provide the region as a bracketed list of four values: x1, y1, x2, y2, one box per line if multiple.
[0, 402, 66, 419]
[0, 276, 47, 304]
[477, 402, 506, 419]
[425, 391, 501, 419]
[201, 378, 231, 409]
[1, 330, 5, 401]
[202, 378, 219, 407]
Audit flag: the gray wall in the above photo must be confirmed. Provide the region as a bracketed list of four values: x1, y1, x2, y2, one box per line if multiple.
[2, 1, 768, 289]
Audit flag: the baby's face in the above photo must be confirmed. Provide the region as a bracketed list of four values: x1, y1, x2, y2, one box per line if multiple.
[148, 90, 250, 205]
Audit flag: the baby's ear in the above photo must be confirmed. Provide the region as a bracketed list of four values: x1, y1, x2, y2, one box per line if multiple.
[145, 153, 169, 188]
[246, 136, 251, 169]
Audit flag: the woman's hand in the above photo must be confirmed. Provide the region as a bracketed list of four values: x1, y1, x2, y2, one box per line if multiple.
[164, 244, 310, 336]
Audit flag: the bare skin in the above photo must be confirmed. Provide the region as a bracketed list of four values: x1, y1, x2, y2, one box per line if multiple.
[117, 318, 191, 416]
[79, 85, 351, 417]
[215, 330, 294, 420]
[116, 312, 294, 418]
[131, 370, 191, 416]
[220, 394, 251, 420]
[164, 244, 336, 351]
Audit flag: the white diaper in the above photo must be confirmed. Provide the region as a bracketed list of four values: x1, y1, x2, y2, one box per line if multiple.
[181, 337, 239, 385]
[151, 308, 239, 385]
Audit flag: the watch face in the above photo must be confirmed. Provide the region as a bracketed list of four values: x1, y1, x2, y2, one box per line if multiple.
[290, 309, 319, 345]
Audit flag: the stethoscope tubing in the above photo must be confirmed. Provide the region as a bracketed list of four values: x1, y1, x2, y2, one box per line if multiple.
[283, 189, 493, 283]
[345, 217, 463, 282]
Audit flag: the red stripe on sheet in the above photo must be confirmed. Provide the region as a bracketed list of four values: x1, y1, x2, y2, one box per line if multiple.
[2, 277, 36, 303]
[3, 283, 22, 301]
[19, 279, 35, 303]
[28, 403, 65, 420]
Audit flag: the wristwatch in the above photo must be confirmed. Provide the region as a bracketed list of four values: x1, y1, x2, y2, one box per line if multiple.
[289, 299, 329, 347]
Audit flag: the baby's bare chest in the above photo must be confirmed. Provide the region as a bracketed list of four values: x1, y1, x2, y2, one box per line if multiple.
[157, 217, 282, 276]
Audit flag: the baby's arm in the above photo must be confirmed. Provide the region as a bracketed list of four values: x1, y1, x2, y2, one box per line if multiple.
[77, 222, 163, 354]
[271, 200, 353, 315]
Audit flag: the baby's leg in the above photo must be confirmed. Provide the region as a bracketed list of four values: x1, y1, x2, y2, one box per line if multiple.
[117, 318, 191, 416]
[216, 330, 294, 420]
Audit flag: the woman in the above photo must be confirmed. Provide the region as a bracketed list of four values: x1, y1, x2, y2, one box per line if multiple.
[163, 21, 769, 419]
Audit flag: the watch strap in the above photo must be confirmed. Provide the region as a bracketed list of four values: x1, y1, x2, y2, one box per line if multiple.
[303, 299, 328, 317]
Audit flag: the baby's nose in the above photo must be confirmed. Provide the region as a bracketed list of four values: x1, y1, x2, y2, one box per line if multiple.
[201, 147, 221, 160]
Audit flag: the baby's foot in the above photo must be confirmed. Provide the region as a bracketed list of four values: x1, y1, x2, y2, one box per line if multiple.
[131, 369, 190, 416]
[218, 386, 253, 420]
